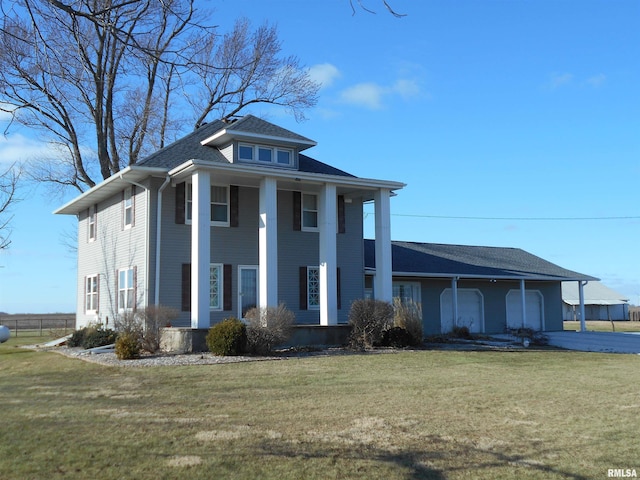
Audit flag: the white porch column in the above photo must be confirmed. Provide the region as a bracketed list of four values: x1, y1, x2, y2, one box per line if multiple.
[520, 279, 527, 328]
[579, 281, 588, 332]
[259, 177, 278, 309]
[374, 188, 393, 302]
[451, 277, 459, 328]
[319, 183, 338, 326]
[191, 170, 211, 329]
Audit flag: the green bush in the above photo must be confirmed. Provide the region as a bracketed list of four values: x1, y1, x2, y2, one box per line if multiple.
[245, 304, 295, 355]
[348, 298, 394, 349]
[67, 326, 117, 349]
[206, 318, 247, 356]
[115, 332, 141, 360]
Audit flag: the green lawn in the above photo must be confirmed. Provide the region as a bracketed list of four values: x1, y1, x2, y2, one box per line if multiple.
[1, 338, 639, 479]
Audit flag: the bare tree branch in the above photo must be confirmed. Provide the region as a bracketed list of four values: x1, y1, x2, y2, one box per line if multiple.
[350, 0, 407, 17]
[0, 163, 22, 250]
[0, 0, 319, 193]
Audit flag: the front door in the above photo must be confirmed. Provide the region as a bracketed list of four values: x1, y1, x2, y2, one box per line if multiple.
[238, 266, 259, 319]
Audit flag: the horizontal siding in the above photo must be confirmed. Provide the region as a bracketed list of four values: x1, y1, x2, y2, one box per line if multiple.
[157, 185, 364, 327]
[76, 184, 149, 329]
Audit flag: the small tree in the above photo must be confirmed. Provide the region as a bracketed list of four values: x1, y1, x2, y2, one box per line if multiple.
[245, 304, 295, 355]
[348, 298, 394, 349]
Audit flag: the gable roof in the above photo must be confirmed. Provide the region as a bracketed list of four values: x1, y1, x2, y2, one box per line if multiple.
[364, 240, 597, 282]
[562, 281, 629, 305]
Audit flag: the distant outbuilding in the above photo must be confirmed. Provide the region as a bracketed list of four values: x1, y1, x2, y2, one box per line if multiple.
[562, 281, 630, 321]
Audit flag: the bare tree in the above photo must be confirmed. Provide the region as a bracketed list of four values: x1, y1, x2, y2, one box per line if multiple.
[349, 0, 407, 17]
[0, 0, 319, 193]
[0, 163, 21, 250]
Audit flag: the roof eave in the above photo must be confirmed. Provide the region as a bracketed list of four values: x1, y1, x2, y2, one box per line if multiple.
[54, 166, 168, 215]
[364, 268, 597, 282]
[200, 129, 317, 151]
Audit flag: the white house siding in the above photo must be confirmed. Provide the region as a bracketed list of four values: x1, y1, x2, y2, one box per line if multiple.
[157, 186, 364, 327]
[75, 183, 149, 329]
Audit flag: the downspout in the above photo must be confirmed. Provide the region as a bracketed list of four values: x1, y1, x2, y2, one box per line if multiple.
[579, 281, 588, 332]
[154, 176, 172, 306]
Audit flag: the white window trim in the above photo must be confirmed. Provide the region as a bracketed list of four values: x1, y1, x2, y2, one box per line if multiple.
[185, 183, 230, 227]
[301, 192, 319, 232]
[118, 267, 135, 311]
[210, 263, 223, 311]
[238, 143, 294, 167]
[85, 274, 99, 314]
[88, 205, 96, 242]
[123, 187, 133, 229]
[307, 266, 320, 310]
[392, 281, 422, 305]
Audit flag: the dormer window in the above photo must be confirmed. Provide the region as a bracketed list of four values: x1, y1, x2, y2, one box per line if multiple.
[238, 143, 293, 167]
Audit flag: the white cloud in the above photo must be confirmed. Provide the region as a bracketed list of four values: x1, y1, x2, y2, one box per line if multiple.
[546, 72, 574, 90]
[0, 132, 52, 166]
[585, 73, 606, 88]
[340, 82, 386, 109]
[339, 77, 423, 110]
[308, 63, 341, 89]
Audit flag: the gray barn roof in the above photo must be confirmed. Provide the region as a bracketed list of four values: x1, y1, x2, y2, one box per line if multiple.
[364, 240, 596, 282]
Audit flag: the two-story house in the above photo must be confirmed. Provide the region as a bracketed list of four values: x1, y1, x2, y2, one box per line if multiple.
[55, 115, 596, 346]
[55, 115, 404, 343]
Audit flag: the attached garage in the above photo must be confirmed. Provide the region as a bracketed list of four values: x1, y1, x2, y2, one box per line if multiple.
[364, 240, 597, 336]
[440, 288, 484, 333]
[506, 289, 544, 331]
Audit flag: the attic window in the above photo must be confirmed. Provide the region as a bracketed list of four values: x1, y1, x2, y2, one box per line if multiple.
[238, 143, 293, 167]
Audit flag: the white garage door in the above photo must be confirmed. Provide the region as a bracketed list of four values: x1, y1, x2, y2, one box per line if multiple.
[440, 289, 484, 333]
[506, 290, 544, 331]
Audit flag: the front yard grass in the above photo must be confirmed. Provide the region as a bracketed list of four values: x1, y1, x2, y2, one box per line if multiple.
[1, 338, 639, 479]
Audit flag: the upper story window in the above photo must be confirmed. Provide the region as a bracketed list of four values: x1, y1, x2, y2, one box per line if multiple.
[88, 205, 96, 241]
[123, 187, 133, 228]
[238, 143, 293, 167]
[186, 184, 229, 226]
[302, 193, 318, 231]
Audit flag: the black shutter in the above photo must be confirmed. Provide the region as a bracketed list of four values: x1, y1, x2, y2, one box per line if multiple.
[223, 264, 233, 311]
[181, 263, 191, 311]
[230, 185, 239, 227]
[293, 191, 301, 231]
[299, 266, 307, 310]
[175, 182, 186, 224]
[338, 195, 346, 234]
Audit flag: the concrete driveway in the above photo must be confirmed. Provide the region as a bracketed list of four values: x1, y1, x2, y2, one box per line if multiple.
[544, 331, 640, 354]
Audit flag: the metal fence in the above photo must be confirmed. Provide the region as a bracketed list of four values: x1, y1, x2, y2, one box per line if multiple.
[631, 307, 640, 322]
[0, 314, 75, 337]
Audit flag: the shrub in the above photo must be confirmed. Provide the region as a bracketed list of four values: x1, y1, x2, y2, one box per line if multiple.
[451, 325, 471, 339]
[348, 298, 394, 349]
[67, 327, 88, 348]
[115, 332, 141, 360]
[393, 298, 423, 346]
[206, 318, 247, 356]
[136, 305, 178, 353]
[82, 326, 117, 349]
[381, 326, 413, 348]
[245, 304, 295, 355]
[68, 325, 117, 349]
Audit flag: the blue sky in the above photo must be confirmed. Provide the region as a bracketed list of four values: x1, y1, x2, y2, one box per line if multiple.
[0, 0, 638, 312]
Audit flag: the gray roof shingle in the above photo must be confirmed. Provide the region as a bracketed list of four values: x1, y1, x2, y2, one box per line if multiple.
[135, 115, 354, 176]
[364, 240, 596, 281]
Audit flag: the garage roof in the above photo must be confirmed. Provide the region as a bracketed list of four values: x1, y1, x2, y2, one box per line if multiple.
[364, 240, 597, 282]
